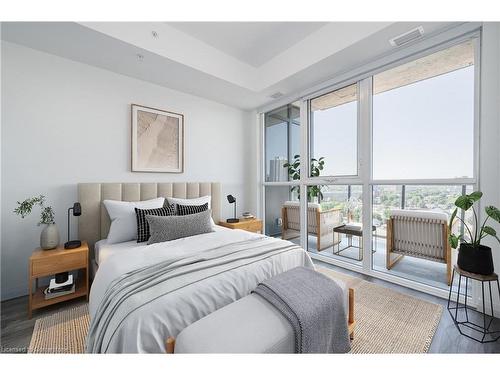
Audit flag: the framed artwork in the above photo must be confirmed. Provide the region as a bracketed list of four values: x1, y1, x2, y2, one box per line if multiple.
[131, 104, 184, 173]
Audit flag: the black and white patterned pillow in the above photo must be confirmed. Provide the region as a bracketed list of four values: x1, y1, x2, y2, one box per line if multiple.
[135, 204, 175, 242]
[177, 202, 209, 216]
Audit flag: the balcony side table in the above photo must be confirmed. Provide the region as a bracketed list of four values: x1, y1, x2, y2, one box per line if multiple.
[332, 224, 377, 261]
[447, 265, 500, 343]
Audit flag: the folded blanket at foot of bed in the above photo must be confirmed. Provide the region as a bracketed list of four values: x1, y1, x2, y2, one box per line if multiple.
[253, 266, 350, 353]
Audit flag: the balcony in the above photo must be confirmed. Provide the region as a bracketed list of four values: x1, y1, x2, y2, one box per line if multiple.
[266, 184, 472, 291]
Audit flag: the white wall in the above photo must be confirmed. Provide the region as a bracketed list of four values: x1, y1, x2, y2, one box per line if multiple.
[1, 41, 254, 300]
[478, 23, 500, 313]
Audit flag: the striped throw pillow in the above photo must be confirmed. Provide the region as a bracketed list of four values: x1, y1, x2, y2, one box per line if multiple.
[177, 202, 209, 216]
[135, 204, 175, 242]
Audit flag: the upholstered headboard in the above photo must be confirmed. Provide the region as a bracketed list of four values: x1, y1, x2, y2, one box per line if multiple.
[78, 182, 221, 257]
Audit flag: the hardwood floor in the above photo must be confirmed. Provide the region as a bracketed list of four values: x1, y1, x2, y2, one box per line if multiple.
[1, 263, 499, 353]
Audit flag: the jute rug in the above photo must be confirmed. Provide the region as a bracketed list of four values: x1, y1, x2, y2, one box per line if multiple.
[28, 268, 442, 353]
[317, 267, 443, 353]
[28, 303, 89, 353]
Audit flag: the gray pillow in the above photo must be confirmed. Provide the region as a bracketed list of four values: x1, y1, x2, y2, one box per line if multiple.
[146, 209, 214, 244]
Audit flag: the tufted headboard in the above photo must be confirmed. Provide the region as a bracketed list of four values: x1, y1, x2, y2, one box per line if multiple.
[78, 182, 221, 258]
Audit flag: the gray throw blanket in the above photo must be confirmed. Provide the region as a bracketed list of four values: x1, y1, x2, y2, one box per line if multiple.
[253, 266, 350, 353]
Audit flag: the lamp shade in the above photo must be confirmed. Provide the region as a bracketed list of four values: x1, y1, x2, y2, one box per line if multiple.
[65, 202, 82, 249]
[226, 194, 239, 223]
[73, 202, 82, 216]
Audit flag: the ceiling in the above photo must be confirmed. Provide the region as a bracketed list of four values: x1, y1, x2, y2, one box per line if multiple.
[1, 21, 461, 110]
[168, 22, 328, 67]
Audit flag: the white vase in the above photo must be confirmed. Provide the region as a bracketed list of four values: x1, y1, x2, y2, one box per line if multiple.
[40, 223, 59, 250]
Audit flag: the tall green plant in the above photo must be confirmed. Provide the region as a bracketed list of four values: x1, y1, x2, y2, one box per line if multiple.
[283, 155, 325, 201]
[14, 195, 55, 225]
[448, 191, 500, 249]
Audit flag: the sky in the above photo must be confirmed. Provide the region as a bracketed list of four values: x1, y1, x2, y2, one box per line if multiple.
[313, 66, 475, 180]
[266, 65, 475, 181]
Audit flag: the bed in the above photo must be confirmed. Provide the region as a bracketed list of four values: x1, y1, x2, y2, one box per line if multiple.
[78, 183, 313, 353]
[79, 182, 353, 353]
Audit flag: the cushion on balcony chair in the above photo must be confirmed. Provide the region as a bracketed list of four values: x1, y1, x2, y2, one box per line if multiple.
[390, 209, 447, 222]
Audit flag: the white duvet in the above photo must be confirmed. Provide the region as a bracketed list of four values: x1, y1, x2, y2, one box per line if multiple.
[89, 227, 313, 353]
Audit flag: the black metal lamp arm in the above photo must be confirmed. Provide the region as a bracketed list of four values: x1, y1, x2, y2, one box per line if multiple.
[67, 207, 73, 242]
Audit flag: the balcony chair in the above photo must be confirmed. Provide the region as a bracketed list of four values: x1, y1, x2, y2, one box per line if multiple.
[386, 209, 452, 285]
[281, 201, 342, 251]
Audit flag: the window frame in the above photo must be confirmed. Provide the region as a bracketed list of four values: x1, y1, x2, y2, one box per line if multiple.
[300, 32, 480, 187]
[307, 81, 361, 180]
[259, 29, 481, 300]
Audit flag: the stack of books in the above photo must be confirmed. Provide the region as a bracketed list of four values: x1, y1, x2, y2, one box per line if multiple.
[44, 275, 75, 300]
[241, 212, 255, 220]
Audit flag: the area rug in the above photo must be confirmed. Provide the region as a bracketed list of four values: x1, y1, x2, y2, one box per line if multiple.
[28, 303, 89, 353]
[28, 269, 442, 354]
[317, 267, 443, 353]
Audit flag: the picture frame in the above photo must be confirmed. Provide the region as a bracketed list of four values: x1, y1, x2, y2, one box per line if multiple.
[131, 104, 184, 173]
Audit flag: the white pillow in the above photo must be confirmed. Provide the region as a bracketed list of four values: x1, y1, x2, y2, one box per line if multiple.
[167, 195, 211, 209]
[166, 195, 215, 225]
[103, 197, 165, 244]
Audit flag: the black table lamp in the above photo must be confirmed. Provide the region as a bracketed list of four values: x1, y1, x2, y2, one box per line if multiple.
[64, 202, 82, 249]
[226, 195, 239, 223]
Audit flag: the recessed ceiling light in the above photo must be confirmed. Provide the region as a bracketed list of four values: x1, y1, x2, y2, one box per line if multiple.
[137, 54, 144, 61]
[152, 31, 159, 38]
[269, 92, 284, 99]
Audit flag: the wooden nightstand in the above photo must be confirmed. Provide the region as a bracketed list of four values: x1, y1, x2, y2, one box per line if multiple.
[218, 218, 263, 233]
[28, 241, 89, 318]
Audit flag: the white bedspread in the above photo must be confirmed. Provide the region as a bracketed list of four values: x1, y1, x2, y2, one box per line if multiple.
[89, 227, 313, 353]
[94, 239, 147, 265]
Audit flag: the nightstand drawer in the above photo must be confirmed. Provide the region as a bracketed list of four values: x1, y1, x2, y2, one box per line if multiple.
[241, 220, 263, 233]
[31, 251, 87, 277]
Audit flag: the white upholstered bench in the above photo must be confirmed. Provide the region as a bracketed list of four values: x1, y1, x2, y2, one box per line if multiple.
[165, 279, 355, 353]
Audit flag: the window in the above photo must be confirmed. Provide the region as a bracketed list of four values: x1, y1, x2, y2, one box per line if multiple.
[310, 83, 358, 177]
[305, 184, 364, 265]
[373, 41, 475, 180]
[264, 186, 300, 237]
[261, 34, 479, 294]
[371, 184, 474, 289]
[263, 103, 301, 238]
[264, 104, 300, 182]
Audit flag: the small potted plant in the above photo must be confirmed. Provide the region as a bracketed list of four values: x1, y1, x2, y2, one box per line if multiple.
[14, 195, 59, 250]
[284, 155, 325, 202]
[449, 191, 500, 275]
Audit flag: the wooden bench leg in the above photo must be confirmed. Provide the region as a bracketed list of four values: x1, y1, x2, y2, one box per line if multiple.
[348, 288, 355, 340]
[166, 337, 175, 354]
